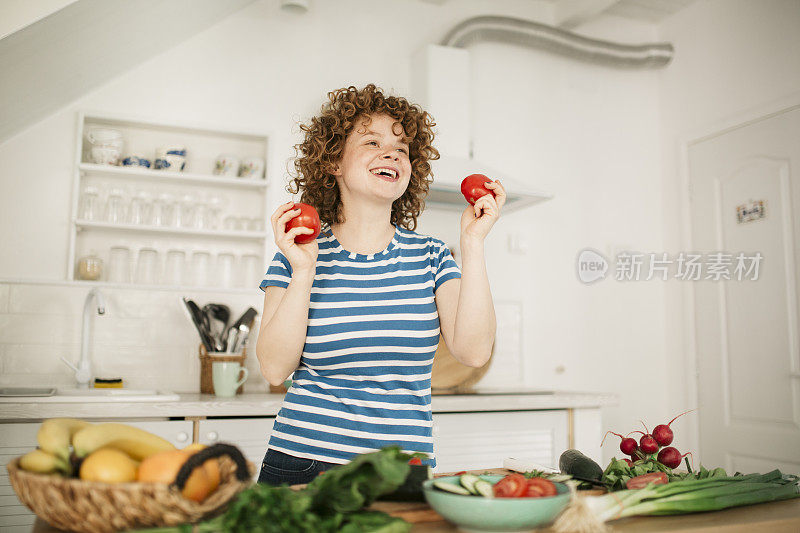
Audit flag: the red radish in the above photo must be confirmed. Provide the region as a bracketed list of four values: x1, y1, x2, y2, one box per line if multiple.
[623, 458, 633, 467]
[657, 447, 694, 469]
[634, 421, 660, 455]
[652, 409, 696, 446]
[601, 431, 639, 456]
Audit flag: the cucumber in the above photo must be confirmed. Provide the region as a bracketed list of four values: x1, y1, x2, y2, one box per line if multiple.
[433, 480, 471, 495]
[559, 449, 603, 482]
[473, 479, 494, 498]
[459, 474, 481, 494]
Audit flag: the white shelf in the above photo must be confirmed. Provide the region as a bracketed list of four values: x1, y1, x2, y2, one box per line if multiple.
[79, 163, 268, 189]
[68, 111, 271, 283]
[75, 220, 268, 241]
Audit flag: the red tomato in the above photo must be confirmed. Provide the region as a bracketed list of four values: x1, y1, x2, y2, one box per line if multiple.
[524, 478, 558, 498]
[493, 473, 528, 498]
[285, 203, 321, 244]
[460, 174, 495, 205]
[408, 457, 422, 465]
[626, 472, 668, 490]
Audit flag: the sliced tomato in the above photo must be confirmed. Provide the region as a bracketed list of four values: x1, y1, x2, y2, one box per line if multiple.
[493, 473, 528, 498]
[626, 472, 669, 490]
[524, 477, 557, 498]
[408, 457, 422, 465]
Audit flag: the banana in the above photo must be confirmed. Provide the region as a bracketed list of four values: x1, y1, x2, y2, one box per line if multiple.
[19, 449, 69, 475]
[36, 418, 92, 462]
[72, 423, 175, 461]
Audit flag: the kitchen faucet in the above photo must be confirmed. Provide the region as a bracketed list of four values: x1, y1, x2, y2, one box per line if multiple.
[61, 288, 106, 388]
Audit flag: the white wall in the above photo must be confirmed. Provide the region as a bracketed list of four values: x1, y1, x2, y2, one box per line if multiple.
[658, 0, 800, 461]
[3, 0, 793, 466]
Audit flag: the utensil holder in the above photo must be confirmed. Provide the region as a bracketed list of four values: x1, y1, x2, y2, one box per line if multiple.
[198, 344, 246, 395]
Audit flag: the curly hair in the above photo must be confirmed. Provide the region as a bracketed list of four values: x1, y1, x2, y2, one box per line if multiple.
[288, 84, 439, 230]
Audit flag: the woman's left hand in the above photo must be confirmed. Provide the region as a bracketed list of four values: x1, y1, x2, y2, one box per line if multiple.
[460, 179, 506, 241]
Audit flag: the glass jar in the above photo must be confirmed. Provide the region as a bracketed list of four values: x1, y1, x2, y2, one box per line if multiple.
[76, 253, 103, 281]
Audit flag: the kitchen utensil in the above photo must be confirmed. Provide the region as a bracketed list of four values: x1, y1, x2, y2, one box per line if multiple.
[225, 307, 257, 353]
[203, 303, 230, 352]
[225, 328, 239, 354]
[182, 298, 215, 351]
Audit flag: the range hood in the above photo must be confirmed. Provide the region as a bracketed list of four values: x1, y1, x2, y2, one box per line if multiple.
[411, 44, 553, 213]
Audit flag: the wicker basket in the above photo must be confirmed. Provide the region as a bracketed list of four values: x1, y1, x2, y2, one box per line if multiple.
[7, 451, 253, 533]
[198, 344, 247, 395]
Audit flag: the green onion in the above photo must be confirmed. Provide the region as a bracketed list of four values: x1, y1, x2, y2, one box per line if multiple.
[553, 470, 799, 531]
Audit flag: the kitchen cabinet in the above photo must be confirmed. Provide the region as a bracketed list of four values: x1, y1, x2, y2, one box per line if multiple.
[68, 112, 270, 292]
[197, 418, 275, 481]
[433, 411, 567, 472]
[0, 419, 192, 532]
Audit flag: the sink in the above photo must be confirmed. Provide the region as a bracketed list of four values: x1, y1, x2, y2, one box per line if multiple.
[0, 388, 180, 403]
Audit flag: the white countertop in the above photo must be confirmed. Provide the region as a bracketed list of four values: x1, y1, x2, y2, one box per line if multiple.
[0, 390, 617, 421]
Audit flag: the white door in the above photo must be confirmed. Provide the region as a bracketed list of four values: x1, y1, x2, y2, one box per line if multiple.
[688, 105, 800, 474]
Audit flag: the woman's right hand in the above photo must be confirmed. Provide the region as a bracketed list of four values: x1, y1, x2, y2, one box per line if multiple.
[271, 202, 318, 274]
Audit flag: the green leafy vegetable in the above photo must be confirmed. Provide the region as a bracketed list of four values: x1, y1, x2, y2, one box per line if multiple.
[142, 447, 415, 533]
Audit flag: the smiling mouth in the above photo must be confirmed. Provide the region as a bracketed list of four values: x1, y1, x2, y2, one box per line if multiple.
[370, 168, 399, 181]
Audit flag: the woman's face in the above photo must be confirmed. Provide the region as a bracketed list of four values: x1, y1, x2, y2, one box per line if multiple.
[333, 113, 412, 207]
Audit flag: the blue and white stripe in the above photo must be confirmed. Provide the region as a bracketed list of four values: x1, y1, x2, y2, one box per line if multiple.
[259, 224, 460, 466]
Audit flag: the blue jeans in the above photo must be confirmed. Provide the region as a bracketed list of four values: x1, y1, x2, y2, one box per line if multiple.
[257, 448, 339, 486]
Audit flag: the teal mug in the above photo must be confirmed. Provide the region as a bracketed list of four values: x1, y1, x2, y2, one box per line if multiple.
[212, 361, 248, 397]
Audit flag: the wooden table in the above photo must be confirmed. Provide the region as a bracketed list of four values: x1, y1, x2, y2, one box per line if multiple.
[32, 467, 800, 532]
[371, 468, 800, 533]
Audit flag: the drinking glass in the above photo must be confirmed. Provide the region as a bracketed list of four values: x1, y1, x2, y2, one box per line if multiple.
[191, 251, 211, 287]
[127, 191, 151, 225]
[135, 248, 159, 285]
[173, 194, 195, 228]
[152, 193, 173, 227]
[163, 249, 186, 286]
[217, 252, 235, 288]
[105, 188, 127, 224]
[240, 253, 260, 288]
[78, 186, 101, 221]
[107, 246, 131, 283]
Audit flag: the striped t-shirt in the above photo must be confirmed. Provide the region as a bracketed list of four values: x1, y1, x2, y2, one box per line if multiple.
[259, 223, 461, 467]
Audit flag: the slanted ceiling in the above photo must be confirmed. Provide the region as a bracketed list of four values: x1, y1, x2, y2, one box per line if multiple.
[0, 0, 255, 145]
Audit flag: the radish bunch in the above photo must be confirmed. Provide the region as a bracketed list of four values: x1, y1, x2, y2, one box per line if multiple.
[601, 409, 695, 469]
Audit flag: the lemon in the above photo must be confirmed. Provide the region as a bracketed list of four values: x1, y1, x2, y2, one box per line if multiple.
[79, 448, 137, 483]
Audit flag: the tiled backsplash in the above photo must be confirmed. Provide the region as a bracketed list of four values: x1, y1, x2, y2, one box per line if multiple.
[0, 281, 266, 392]
[0, 281, 524, 392]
